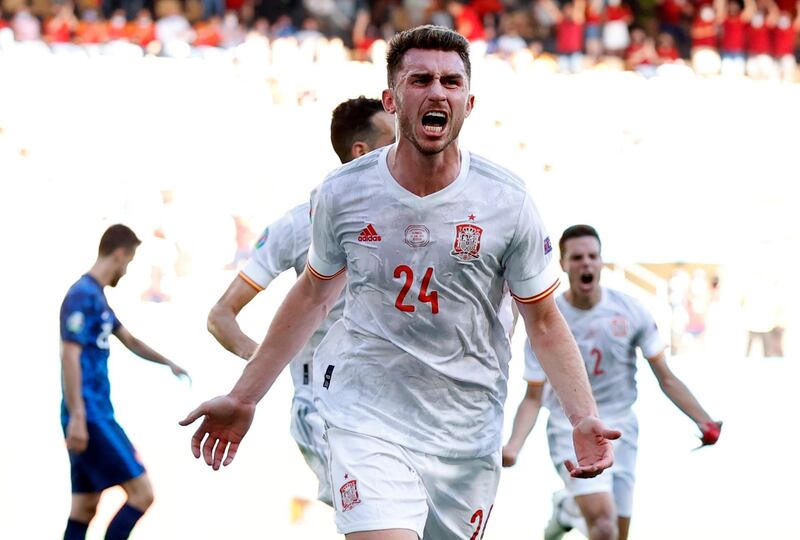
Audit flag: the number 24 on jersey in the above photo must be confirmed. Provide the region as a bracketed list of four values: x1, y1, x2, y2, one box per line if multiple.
[394, 265, 439, 314]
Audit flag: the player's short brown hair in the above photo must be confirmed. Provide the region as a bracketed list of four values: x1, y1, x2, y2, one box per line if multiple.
[98, 224, 141, 256]
[386, 25, 471, 88]
[330, 96, 387, 163]
[559, 225, 601, 257]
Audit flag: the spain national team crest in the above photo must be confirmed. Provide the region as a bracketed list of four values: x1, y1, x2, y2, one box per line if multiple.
[611, 316, 628, 337]
[451, 223, 483, 261]
[340, 478, 361, 512]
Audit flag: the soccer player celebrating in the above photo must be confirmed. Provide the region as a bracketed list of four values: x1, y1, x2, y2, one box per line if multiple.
[503, 224, 722, 540]
[206, 96, 395, 505]
[182, 26, 618, 539]
[61, 224, 189, 540]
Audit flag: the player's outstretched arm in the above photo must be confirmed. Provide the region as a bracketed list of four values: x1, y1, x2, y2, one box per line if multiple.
[113, 325, 189, 379]
[502, 382, 544, 467]
[207, 277, 260, 361]
[62, 341, 89, 453]
[517, 296, 620, 478]
[180, 269, 345, 469]
[647, 351, 722, 446]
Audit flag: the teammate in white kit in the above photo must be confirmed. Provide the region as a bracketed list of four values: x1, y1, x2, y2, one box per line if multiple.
[205, 96, 395, 505]
[502, 224, 722, 540]
[182, 26, 619, 540]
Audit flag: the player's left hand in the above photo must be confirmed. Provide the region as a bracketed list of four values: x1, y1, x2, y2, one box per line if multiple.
[697, 420, 722, 447]
[565, 416, 621, 479]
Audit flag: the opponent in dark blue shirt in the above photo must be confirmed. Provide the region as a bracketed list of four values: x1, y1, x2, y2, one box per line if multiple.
[60, 224, 189, 540]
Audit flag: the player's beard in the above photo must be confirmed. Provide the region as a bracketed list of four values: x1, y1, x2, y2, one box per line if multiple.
[397, 109, 464, 156]
[109, 271, 122, 287]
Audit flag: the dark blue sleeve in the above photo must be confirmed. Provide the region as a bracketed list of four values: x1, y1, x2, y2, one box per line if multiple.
[60, 290, 95, 346]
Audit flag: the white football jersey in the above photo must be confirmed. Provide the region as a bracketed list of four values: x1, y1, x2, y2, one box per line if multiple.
[240, 202, 345, 403]
[307, 145, 560, 458]
[524, 288, 665, 418]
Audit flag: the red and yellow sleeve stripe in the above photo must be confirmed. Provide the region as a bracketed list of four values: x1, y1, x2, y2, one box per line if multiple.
[306, 262, 346, 281]
[238, 272, 265, 292]
[511, 278, 560, 304]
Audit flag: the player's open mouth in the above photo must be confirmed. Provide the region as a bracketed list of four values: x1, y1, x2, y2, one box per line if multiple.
[580, 273, 594, 284]
[421, 111, 447, 135]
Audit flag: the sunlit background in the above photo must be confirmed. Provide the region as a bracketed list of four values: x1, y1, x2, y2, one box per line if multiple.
[1, 31, 798, 540]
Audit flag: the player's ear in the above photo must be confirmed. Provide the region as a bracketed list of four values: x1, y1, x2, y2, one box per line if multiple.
[464, 94, 475, 118]
[351, 141, 369, 159]
[560, 255, 567, 272]
[382, 88, 396, 114]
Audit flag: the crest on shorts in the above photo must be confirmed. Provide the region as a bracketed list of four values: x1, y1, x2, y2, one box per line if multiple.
[451, 223, 483, 261]
[611, 316, 628, 337]
[339, 478, 361, 511]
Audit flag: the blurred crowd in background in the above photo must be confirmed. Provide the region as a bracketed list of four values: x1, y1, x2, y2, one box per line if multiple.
[1, 0, 799, 80]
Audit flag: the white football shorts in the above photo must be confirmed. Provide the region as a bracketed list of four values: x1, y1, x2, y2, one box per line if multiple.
[290, 397, 332, 506]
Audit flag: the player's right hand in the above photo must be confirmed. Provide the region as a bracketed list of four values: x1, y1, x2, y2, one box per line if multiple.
[501, 445, 518, 467]
[179, 395, 256, 470]
[66, 416, 89, 453]
[565, 416, 621, 479]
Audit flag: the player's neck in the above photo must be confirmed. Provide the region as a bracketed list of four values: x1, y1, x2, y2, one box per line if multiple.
[88, 259, 115, 288]
[565, 288, 602, 310]
[388, 139, 462, 197]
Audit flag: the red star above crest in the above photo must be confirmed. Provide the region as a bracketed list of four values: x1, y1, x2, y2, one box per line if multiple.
[468, 213, 476, 221]
[344, 473, 349, 480]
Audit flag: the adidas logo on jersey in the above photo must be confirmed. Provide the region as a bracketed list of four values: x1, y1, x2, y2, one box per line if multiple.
[358, 224, 382, 242]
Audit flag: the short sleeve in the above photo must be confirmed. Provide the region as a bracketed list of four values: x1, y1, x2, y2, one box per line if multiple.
[306, 184, 346, 279]
[503, 193, 561, 303]
[634, 303, 666, 359]
[522, 338, 548, 383]
[240, 208, 304, 291]
[60, 291, 94, 346]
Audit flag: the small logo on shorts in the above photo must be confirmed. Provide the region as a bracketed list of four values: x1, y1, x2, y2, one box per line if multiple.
[404, 225, 430, 248]
[340, 478, 361, 511]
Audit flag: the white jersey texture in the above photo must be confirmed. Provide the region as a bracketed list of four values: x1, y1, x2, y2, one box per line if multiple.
[307, 144, 560, 458]
[240, 202, 345, 403]
[524, 288, 665, 418]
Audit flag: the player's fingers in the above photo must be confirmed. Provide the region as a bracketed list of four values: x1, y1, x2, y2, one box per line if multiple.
[569, 464, 602, 478]
[179, 404, 206, 426]
[202, 435, 217, 466]
[563, 459, 576, 473]
[190, 426, 206, 458]
[223, 441, 240, 467]
[212, 439, 228, 471]
[603, 429, 622, 441]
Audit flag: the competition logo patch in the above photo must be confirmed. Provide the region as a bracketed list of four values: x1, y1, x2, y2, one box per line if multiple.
[404, 225, 430, 248]
[255, 228, 269, 249]
[339, 475, 361, 511]
[66, 312, 84, 333]
[451, 223, 483, 261]
[611, 317, 628, 337]
[544, 236, 552, 255]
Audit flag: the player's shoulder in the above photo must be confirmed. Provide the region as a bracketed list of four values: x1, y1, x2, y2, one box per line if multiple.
[62, 275, 100, 308]
[318, 148, 383, 192]
[467, 151, 528, 193]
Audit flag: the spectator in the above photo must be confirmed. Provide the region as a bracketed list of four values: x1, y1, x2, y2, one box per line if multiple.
[128, 8, 156, 48]
[745, 0, 778, 79]
[11, 4, 42, 41]
[626, 25, 659, 75]
[656, 30, 682, 62]
[107, 9, 130, 41]
[657, 0, 692, 55]
[472, 0, 505, 39]
[220, 10, 245, 48]
[155, 0, 195, 57]
[494, 9, 529, 57]
[691, 4, 722, 74]
[542, 0, 586, 73]
[447, 0, 487, 41]
[44, 2, 77, 44]
[194, 15, 222, 47]
[603, 0, 634, 57]
[771, 5, 800, 81]
[585, 0, 605, 61]
[75, 9, 109, 45]
[203, 0, 226, 20]
[719, 0, 754, 76]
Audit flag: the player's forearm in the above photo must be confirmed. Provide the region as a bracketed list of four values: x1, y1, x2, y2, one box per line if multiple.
[659, 377, 714, 425]
[207, 306, 259, 361]
[230, 271, 342, 404]
[125, 337, 174, 368]
[61, 348, 86, 418]
[527, 310, 598, 426]
[506, 395, 542, 453]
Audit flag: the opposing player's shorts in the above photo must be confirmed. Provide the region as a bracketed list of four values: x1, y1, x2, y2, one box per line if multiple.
[290, 397, 332, 506]
[325, 424, 500, 539]
[547, 411, 638, 517]
[64, 418, 145, 494]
